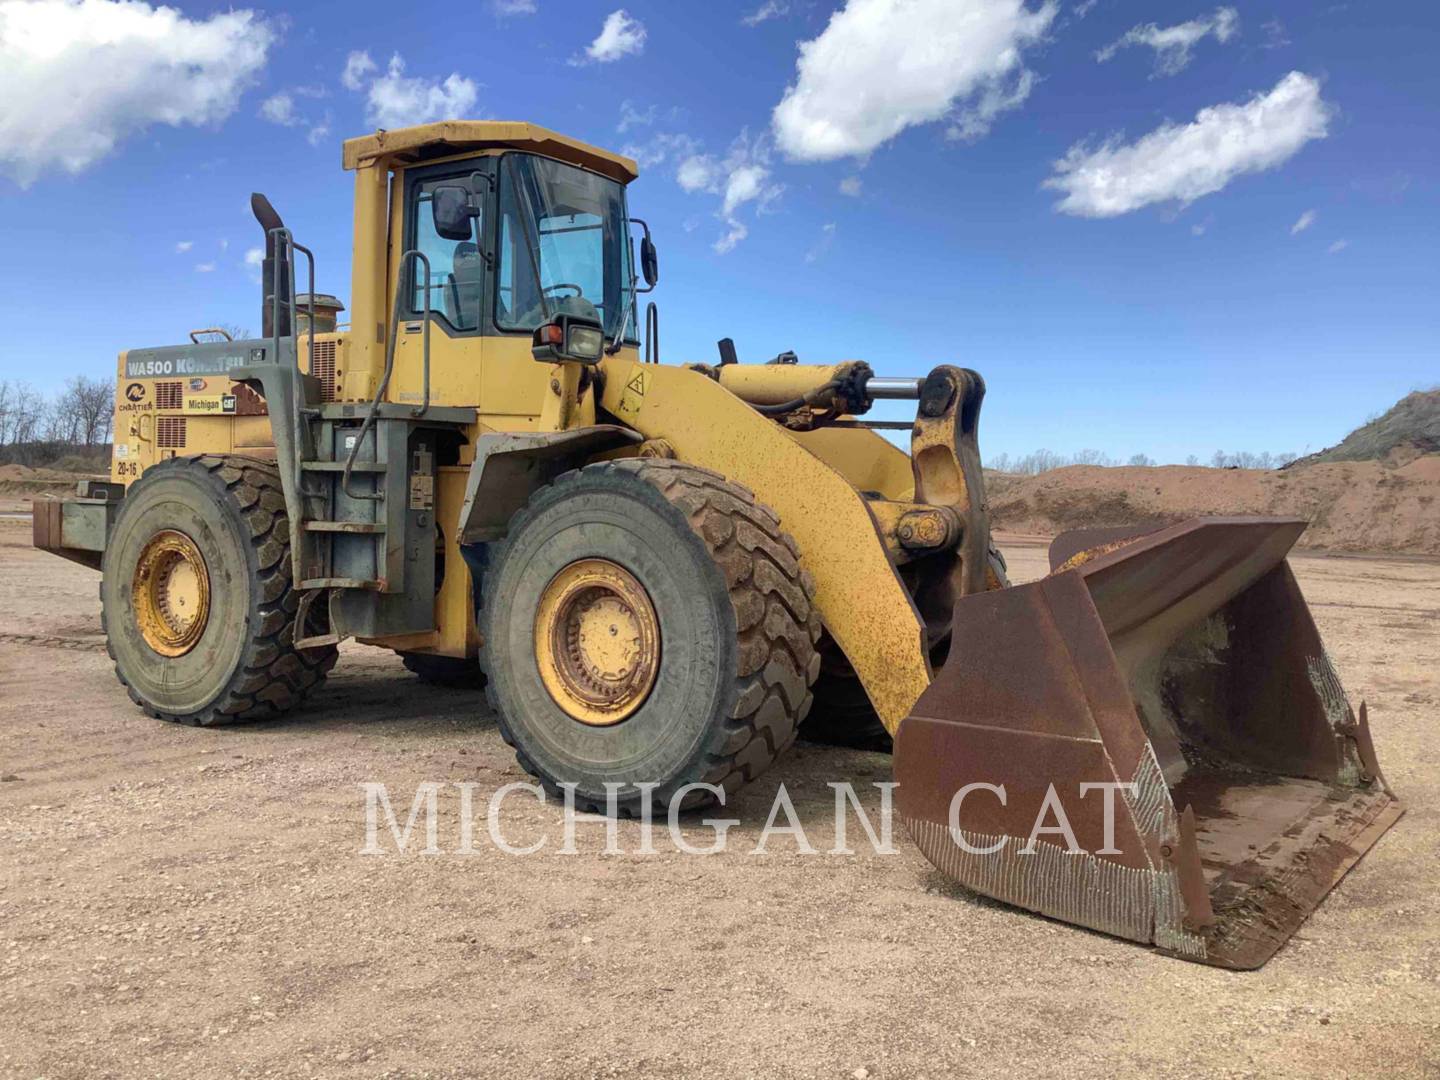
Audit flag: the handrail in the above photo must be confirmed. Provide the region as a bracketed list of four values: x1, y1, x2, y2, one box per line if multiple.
[645, 301, 659, 364]
[341, 248, 430, 501]
[408, 251, 432, 418]
[188, 327, 233, 344]
[268, 228, 318, 522]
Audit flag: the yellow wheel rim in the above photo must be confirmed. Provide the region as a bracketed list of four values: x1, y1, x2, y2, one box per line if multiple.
[133, 529, 211, 657]
[534, 558, 660, 726]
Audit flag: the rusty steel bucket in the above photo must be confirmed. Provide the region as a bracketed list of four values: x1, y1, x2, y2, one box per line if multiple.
[894, 517, 1403, 969]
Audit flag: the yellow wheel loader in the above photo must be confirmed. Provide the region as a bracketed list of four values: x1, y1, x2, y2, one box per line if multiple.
[34, 122, 1401, 968]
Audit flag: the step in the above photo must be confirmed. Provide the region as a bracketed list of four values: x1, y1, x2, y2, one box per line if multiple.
[298, 576, 384, 591]
[302, 520, 385, 534]
[300, 460, 386, 473]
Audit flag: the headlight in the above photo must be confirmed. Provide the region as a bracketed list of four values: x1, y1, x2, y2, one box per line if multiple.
[567, 325, 604, 360]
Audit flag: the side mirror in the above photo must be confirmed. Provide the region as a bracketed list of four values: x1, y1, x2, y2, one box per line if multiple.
[640, 235, 658, 288]
[532, 313, 605, 366]
[431, 185, 478, 241]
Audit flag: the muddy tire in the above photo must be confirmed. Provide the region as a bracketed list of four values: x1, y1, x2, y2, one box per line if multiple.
[101, 455, 337, 725]
[399, 652, 486, 689]
[800, 635, 893, 752]
[800, 543, 1011, 754]
[479, 459, 821, 815]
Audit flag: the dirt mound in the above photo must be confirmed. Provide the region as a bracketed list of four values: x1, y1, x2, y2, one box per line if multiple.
[0, 463, 105, 501]
[1293, 388, 1440, 466]
[988, 454, 1440, 554]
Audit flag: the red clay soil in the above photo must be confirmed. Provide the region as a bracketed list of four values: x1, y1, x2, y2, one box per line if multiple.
[988, 452, 1440, 555]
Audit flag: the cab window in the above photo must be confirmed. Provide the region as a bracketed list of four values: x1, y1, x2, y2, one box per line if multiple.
[409, 179, 483, 332]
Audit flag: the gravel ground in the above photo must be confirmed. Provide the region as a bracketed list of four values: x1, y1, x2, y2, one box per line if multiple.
[1, 517, 1436, 1078]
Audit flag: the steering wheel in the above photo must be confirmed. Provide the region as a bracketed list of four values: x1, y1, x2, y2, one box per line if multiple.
[543, 283, 584, 299]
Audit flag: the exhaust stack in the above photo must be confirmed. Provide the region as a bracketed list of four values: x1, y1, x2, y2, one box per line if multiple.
[250, 192, 290, 339]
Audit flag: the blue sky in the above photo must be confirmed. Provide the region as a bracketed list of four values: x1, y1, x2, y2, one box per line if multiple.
[0, 0, 1435, 463]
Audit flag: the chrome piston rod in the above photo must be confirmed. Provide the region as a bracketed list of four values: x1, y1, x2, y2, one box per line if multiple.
[864, 376, 925, 400]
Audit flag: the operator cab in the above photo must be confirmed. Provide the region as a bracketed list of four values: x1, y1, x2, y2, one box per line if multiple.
[343, 122, 654, 366]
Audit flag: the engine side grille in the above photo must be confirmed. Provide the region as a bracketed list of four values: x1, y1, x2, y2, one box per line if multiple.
[156, 416, 187, 448]
[155, 381, 183, 410]
[311, 340, 337, 402]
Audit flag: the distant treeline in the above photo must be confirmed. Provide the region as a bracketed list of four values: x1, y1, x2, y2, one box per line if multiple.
[0, 377, 114, 467]
[986, 448, 1300, 476]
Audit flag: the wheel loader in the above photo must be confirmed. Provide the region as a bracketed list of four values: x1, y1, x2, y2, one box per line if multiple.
[33, 121, 1401, 969]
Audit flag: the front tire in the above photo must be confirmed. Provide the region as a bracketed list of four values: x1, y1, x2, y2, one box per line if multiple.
[101, 455, 336, 725]
[480, 460, 821, 815]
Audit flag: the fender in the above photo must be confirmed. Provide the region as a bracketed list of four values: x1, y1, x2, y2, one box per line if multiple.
[457, 425, 643, 543]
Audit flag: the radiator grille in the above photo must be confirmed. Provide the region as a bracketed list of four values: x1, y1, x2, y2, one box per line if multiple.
[311, 340, 337, 402]
[156, 416, 187, 448]
[155, 381, 183, 409]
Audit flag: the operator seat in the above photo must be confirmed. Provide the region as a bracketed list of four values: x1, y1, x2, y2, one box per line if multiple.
[446, 242, 484, 329]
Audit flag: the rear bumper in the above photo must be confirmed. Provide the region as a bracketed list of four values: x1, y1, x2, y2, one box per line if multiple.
[32, 481, 124, 571]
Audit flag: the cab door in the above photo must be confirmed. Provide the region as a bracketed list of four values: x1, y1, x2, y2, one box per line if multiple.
[389, 161, 493, 411]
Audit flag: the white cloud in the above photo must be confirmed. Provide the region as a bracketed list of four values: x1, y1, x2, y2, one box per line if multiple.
[194, 262, 216, 273]
[772, 0, 1056, 162]
[805, 222, 837, 262]
[260, 92, 300, 127]
[839, 176, 863, 196]
[948, 67, 1036, 142]
[621, 131, 700, 170]
[307, 114, 331, 147]
[1327, 239, 1347, 254]
[676, 131, 784, 254]
[355, 54, 478, 130]
[677, 154, 717, 193]
[174, 240, 193, 254]
[0, 0, 273, 186]
[1072, 0, 1098, 16]
[617, 100, 656, 134]
[1096, 7, 1238, 77]
[341, 50, 377, 92]
[244, 245, 263, 282]
[1290, 209, 1316, 235]
[1044, 71, 1332, 218]
[492, 0, 536, 14]
[1260, 18, 1290, 49]
[1190, 223, 1206, 236]
[218, 237, 228, 252]
[578, 9, 646, 64]
[742, 1, 788, 26]
[260, 87, 329, 146]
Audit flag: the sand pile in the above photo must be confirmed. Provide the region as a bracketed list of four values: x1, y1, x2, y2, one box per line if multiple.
[988, 453, 1440, 555]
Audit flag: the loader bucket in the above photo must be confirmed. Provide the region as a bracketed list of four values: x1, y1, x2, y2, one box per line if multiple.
[894, 517, 1403, 969]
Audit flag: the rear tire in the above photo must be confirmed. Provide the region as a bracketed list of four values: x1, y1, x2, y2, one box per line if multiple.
[479, 460, 821, 815]
[101, 455, 337, 725]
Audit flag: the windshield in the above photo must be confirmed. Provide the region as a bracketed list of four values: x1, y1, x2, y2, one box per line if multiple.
[495, 154, 635, 342]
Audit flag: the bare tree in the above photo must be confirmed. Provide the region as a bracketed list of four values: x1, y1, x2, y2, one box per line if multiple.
[196, 323, 252, 342]
[3, 383, 44, 446]
[56, 375, 114, 447]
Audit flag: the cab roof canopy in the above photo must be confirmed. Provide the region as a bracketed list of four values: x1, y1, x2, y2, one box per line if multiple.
[341, 121, 639, 184]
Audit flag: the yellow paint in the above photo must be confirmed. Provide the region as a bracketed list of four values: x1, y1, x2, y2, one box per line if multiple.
[787, 425, 914, 500]
[132, 529, 210, 657]
[342, 121, 638, 183]
[533, 558, 661, 726]
[596, 354, 932, 734]
[715, 362, 854, 406]
[101, 121, 950, 736]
